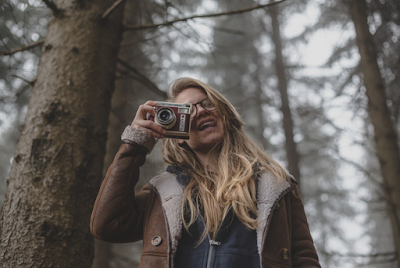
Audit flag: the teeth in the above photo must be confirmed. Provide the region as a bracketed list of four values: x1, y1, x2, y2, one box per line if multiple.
[200, 121, 212, 129]
[202, 122, 211, 127]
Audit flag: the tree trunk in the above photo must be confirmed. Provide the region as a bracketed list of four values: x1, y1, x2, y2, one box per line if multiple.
[269, 6, 302, 183]
[253, 77, 269, 150]
[251, 49, 269, 150]
[0, 1, 124, 267]
[346, 0, 400, 265]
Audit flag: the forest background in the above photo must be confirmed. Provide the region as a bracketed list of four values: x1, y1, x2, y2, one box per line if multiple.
[0, 0, 399, 267]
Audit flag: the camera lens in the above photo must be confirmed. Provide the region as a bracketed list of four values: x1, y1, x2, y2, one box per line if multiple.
[155, 107, 176, 129]
[159, 110, 171, 121]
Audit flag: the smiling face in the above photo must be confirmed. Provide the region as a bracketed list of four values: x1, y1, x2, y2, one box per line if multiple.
[175, 87, 224, 156]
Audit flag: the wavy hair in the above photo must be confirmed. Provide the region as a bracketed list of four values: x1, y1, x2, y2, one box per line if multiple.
[162, 77, 289, 242]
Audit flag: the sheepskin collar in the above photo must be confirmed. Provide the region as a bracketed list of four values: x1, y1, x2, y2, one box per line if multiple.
[255, 172, 292, 255]
[149, 172, 184, 256]
[149, 170, 293, 256]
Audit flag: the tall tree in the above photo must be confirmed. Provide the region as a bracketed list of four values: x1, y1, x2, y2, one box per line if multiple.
[0, 1, 124, 267]
[293, 0, 399, 265]
[269, 4, 301, 183]
[346, 0, 400, 265]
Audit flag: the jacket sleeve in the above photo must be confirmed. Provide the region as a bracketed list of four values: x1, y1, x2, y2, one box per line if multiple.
[90, 126, 157, 243]
[290, 184, 321, 267]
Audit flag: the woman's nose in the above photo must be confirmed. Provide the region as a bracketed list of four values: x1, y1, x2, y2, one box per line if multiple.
[196, 104, 207, 116]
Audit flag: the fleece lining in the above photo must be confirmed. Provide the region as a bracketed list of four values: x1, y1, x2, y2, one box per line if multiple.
[256, 172, 291, 255]
[149, 172, 184, 255]
[121, 125, 157, 153]
[149, 170, 292, 258]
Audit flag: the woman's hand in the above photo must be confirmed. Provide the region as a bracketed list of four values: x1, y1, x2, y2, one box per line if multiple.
[131, 100, 167, 139]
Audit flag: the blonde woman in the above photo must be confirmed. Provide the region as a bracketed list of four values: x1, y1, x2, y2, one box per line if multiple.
[90, 77, 320, 268]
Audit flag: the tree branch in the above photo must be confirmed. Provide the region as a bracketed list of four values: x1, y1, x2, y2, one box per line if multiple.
[11, 75, 36, 86]
[334, 154, 380, 184]
[102, 0, 126, 20]
[0, 78, 35, 102]
[125, 0, 286, 31]
[322, 250, 395, 259]
[0, 39, 44, 57]
[42, 0, 61, 16]
[117, 59, 167, 98]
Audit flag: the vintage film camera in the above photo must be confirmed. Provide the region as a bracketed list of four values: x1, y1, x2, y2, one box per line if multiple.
[150, 102, 192, 139]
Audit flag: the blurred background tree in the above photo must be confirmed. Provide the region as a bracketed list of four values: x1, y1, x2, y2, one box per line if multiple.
[0, 0, 399, 267]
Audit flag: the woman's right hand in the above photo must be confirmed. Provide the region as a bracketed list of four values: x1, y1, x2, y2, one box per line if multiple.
[131, 100, 167, 139]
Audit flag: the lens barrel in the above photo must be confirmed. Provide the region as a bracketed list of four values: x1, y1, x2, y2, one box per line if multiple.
[155, 107, 176, 129]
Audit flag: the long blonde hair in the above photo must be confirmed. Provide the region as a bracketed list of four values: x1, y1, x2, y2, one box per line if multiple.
[162, 77, 289, 241]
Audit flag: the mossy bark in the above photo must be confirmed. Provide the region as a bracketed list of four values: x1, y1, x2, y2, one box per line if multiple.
[0, 1, 124, 267]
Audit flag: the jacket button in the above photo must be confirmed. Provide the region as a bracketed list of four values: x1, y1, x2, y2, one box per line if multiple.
[282, 248, 290, 260]
[151, 236, 162, 246]
[275, 203, 281, 210]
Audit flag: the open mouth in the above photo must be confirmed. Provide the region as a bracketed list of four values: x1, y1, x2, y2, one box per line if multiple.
[198, 119, 216, 131]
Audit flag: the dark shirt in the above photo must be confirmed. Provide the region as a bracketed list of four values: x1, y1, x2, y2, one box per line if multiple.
[167, 166, 260, 268]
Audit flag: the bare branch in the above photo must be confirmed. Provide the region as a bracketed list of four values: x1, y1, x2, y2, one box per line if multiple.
[11, 75, 36, 87]
[125, 0, 286, 31]
[334, 154, 380, 184]
[322, 249, 396, 259]
[117, 59, 167, 98]
[42, 0, 61, 16]
[102, 0, 126, 20]
[0, 39, 44, 57]
[0, 78, 35, 102]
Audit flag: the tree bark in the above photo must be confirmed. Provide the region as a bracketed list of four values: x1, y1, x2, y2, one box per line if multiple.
[346, 0, 400, 265]
[269, 6, 302, 183]
[0, 1, 124, 267]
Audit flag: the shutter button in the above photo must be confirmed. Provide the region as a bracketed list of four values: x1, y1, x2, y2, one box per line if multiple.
[151, 236, 162, 246]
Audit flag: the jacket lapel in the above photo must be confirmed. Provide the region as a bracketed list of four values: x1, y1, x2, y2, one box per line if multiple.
[150, 170, 294, 257]
[149, 172, 184, 255]
[256, 171, 293, 255]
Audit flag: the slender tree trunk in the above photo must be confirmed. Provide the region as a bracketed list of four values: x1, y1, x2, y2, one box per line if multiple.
[0, 1, 124, 267]
[250, 49, 269, 150]
[269, 6, 301, 183]
[346, 0, 400, 265]
[253, 78, 269, 150]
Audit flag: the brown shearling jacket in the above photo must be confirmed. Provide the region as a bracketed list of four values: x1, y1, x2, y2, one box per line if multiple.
[90, 127, 321, 268]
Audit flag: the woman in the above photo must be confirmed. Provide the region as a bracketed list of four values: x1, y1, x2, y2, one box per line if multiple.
[90, 77, 321, 268]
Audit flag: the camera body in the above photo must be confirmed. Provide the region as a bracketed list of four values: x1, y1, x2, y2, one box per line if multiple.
[151, 102, 192, 139]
